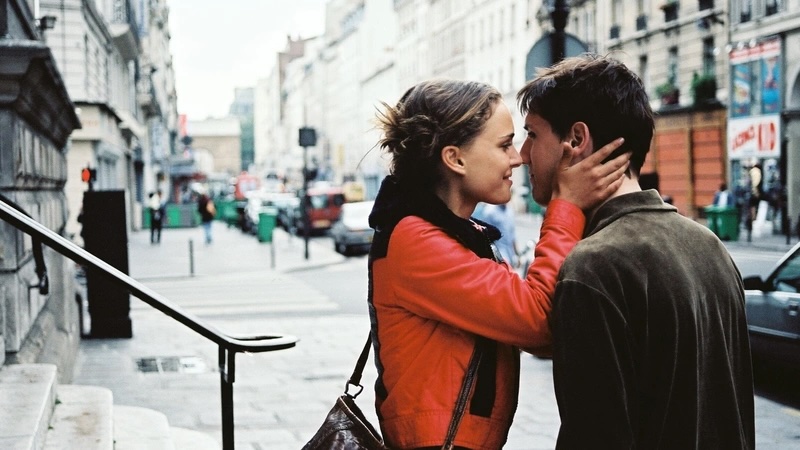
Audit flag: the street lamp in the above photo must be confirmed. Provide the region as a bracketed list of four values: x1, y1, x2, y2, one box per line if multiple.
[36, 15, 57, 33]
[299, 127, 317, 260]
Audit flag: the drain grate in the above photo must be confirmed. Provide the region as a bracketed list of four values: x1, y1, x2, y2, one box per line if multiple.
[135, 356, 207, 374]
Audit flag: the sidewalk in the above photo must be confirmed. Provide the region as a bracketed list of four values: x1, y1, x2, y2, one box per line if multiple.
[517, 211, 798, 254]
[71, 219, 792, 449]
[73, 221, 562, 449]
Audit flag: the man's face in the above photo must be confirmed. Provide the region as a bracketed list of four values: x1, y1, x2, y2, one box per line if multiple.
[520, 113, 565, 206]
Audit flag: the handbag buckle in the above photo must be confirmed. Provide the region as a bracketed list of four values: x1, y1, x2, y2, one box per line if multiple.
[345, 380, 364, 399]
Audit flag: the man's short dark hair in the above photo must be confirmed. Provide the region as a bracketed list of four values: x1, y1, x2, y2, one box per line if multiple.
[517, 54, 655, 174]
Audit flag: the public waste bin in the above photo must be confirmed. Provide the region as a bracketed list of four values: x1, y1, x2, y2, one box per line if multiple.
[717, 206, 740, 241]
[705, 205, 740, 241]
[258, 207, 278, 243]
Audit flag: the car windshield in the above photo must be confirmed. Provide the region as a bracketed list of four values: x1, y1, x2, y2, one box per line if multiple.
[772, 249, 800, 293]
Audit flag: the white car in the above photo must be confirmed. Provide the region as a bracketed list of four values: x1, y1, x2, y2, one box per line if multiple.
[330, 201, 375, 256]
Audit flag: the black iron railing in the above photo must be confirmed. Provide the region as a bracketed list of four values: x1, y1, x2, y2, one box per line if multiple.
[0, 198, 297, 449]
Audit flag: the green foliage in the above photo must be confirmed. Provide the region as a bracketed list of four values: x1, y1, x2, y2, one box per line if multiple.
[655, 81, 678, 97]
[691, 73, 717, 104]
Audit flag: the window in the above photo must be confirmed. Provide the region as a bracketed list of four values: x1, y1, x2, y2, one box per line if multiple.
[699, 0, 714, 11]
[766, 0, 782, 16]
[740, 0, 752, 22]
[772, 251, 800, 292]
[668, 47, 678, 86]
[703, 38, 715, 75]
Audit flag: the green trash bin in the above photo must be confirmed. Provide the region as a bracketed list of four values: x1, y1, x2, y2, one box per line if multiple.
[716, 206, 740, 241]
[258, 207, 278, 243]
[704, 205, 721, 237]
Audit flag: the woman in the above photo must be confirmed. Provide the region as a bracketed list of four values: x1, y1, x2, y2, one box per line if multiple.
[367, 79, 628, 449]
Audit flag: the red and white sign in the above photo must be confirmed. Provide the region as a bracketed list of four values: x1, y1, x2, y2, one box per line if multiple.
[728, 115, 780, 159]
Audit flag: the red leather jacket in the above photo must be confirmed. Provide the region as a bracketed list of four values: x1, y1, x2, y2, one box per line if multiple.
[370, 199, 584, 449]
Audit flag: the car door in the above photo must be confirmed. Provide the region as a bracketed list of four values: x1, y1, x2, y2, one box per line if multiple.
[751, 247, 800, 343]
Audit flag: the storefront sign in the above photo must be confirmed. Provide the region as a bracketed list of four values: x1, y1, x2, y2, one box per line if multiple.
[728, 115, 780, 159]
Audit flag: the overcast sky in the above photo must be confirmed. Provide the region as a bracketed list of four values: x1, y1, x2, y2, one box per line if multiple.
[168, 0, 328, 120]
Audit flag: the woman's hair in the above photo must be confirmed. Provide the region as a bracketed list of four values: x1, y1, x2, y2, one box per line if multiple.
[517, 53, 654, 174]
[376, 79, 502, 190]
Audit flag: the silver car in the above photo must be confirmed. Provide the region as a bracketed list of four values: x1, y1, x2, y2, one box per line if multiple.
[743, 242, 800, 369]
[330, 200, 375, 256]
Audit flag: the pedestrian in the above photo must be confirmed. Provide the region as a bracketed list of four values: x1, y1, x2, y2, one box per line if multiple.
[148, 190, 164, 244]
[517, 54, 755, 449]
[197, 192, 215, 244]
[713, 182, 735, 207]
[367, 78, 630, 449]
[474, 202, 519, 268]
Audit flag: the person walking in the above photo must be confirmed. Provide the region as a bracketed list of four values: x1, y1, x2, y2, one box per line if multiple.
[517, 54, 755, 449]
[367, 79, 630, 449]
[197, 192, 215, 244]
[148, 190, 164, 244]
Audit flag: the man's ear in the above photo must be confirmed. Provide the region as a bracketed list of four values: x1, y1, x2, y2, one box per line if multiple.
[568, 122, 593, 159]
[441, 145, 466, 175]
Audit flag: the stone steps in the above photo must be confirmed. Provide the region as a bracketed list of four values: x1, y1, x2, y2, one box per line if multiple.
[0, 364, 219, 450]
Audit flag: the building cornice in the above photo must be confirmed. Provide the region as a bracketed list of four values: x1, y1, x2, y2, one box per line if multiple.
[0, 39, 81, 149]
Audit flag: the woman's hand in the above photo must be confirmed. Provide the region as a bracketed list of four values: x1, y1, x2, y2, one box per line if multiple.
[552, 138, 629, 211]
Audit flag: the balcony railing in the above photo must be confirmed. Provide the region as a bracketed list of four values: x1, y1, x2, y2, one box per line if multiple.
[0, 197, 298, 450]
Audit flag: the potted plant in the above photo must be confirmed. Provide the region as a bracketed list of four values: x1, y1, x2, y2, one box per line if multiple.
[691, 72, 717, 105]
[656, 81, 679, 105]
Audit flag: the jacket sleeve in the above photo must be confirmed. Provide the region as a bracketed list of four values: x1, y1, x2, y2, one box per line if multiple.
[386, 199, 584, 349]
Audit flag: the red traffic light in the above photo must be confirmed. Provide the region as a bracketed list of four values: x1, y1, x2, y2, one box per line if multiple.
[81, 167, 96, 183]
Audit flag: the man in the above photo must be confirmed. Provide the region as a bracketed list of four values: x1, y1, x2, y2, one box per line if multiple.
[148, 189, 164, 244]
[516, 54, 754, 449]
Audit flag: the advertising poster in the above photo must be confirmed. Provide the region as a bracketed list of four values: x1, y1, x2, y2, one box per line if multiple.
[728, 115, 781, 160]
[762, 55, 780, 114]
[732, 64, 751, 117]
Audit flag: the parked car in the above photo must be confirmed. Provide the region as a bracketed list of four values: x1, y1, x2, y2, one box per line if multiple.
[742, 242, 800, 369]
[292, 186, 347, 235]
[330, 200, 375, 256]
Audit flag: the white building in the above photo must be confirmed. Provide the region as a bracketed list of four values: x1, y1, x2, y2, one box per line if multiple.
[40, 0, 178, 238]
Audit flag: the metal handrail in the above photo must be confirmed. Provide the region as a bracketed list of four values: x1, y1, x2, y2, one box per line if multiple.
[0, 198, 298, 449]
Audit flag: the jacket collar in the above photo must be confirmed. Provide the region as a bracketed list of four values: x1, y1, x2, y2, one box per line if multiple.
[586, 189, 678, 238]
[369, 175, 500, 259]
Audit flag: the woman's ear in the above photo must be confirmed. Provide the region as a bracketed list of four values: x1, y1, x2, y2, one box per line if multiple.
[441, 145, 466, 175]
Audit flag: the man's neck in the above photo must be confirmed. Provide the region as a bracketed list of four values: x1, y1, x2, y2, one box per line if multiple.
[587, 175, 641, 221]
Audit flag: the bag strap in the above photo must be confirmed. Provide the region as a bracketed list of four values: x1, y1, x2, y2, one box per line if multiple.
[347, 334, 482, 449]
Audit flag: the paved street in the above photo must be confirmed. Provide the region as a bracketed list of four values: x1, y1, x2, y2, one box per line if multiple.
[72, 219, 800, 449]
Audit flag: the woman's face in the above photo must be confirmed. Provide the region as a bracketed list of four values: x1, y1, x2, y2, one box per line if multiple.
[459, 101, 522, 207]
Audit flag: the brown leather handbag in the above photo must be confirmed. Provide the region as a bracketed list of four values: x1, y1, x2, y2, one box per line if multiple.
[302, 335, 482, 450]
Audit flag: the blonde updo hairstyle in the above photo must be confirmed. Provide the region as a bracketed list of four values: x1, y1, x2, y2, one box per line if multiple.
[376, 79, 502, 191]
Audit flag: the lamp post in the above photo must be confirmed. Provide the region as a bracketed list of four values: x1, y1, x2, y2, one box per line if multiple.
[550, 0, 569, 64]
[299, 127, 317, 260]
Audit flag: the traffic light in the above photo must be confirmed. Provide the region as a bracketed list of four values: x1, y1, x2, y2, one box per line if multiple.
[81, 166, 96, 190]
[299, 127, 317, 147]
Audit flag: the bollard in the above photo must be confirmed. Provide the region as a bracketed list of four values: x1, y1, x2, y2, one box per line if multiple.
[270, 240, 275, 269]
[189, 239, 195, 277]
